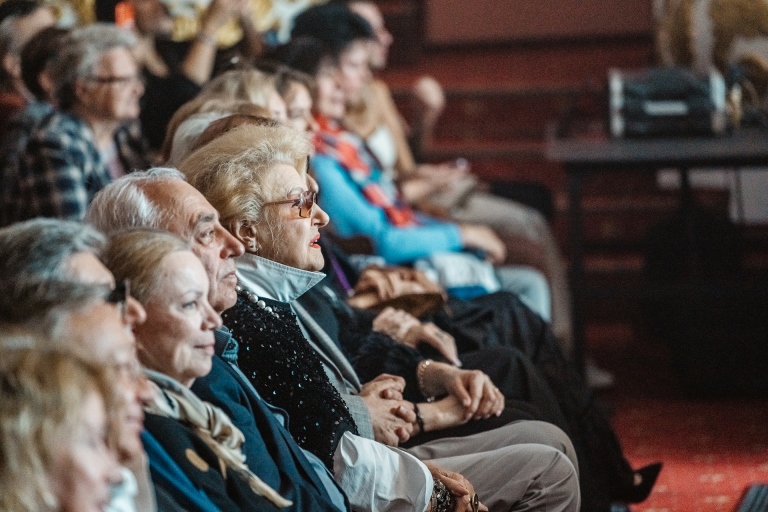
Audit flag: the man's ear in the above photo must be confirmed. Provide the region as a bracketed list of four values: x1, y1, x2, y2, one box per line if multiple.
[230, 219, 259, 253]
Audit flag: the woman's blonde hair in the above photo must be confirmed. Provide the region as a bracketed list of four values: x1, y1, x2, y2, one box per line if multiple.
[190, 114, 281, 156]
[161, 68, 279, 161]
[102, 228, 191, 305]
[0, 347, 116, 512]
[202, 69, 277, 106]
[178, 124, 313, 255]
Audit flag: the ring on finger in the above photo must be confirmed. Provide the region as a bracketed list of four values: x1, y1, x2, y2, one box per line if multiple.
[471, 493, 480, 512]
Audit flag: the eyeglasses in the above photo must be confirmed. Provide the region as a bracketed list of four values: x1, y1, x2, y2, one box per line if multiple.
[85, 75, 145, 86]
[105, 280, 131, 320]
[262, 190, 317, 218]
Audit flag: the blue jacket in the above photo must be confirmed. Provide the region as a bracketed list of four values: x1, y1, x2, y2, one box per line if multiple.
[143, 414, 280, 512]
[312, 154, 463, 264]
[141, 430, 221, 512]
[190, 328, 348, 512]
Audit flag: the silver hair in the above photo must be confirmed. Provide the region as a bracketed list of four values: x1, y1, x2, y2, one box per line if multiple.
[48, 23, 136, 110]
[85, 167, 187, 235]
[0, 279, 106, 336]
[167, 111, 231, 167]
[0, 218, 106, 328]
[0, 218, 105, 282]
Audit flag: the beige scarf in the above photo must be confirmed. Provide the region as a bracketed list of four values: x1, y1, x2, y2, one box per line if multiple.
[144, 369, 292, 508]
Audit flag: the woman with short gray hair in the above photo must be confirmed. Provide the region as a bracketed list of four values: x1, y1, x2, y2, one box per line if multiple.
[3, 23, 149, 225]
[49, 24, 138, 112]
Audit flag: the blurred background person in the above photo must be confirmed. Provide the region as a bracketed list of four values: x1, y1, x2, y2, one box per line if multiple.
[0, 25, 68, 227]
[0, 0, 55, 135]
[3, 23, 148, 225]
[0, 347, 123, 512]
[119, 0, 263, 150]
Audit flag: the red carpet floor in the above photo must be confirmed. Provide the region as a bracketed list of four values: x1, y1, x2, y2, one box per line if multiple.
[591, 324, 768, 512]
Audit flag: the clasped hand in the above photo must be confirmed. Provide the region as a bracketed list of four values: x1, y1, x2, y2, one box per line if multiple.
[424, 462, 489, 512]
[358, 374, 415, 446]
[373, 307, 461, 366]
[423, 362, 504, 422]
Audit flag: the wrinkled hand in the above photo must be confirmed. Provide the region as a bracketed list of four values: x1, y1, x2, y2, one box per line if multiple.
[372, 307, 420, 343]
[373, 308, 461, 366]
[359, 376, 414, 446]
[355, 266, 444, 301]
[458, 224, 507, 264]
[423, 462, 488, 512]
[423, 362, 504, 421]
[360, 373, 405, 400]
[403, 323, 460, 366]
[446, 368, 504, 420]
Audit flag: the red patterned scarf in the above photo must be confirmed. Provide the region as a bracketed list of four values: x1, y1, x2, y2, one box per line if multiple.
[312, 115, 416, 227]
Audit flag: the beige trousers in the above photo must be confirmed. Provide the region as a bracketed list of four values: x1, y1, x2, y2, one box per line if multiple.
[406, 421, 581, 512]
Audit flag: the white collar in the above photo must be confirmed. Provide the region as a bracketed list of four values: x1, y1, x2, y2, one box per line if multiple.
[235, 253, 325, 303]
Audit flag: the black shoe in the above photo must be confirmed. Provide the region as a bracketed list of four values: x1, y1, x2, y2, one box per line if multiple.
[622, 462, 663, 503]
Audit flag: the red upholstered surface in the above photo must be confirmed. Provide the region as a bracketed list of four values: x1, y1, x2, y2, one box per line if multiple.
[592, 325, 768, 512]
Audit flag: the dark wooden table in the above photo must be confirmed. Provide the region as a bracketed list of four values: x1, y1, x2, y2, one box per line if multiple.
[546, 124, 768, 373]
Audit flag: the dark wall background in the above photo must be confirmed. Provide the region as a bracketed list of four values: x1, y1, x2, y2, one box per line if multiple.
[424, 0, 654, 45]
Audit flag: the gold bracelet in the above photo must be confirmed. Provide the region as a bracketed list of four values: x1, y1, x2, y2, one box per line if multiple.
[417, 359, 435, 402]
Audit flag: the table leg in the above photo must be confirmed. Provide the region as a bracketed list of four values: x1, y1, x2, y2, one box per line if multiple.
[679, 166, 698, 277]
[568, 167, 586, 377]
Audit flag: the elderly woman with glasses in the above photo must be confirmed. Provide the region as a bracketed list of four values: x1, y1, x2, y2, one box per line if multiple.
[102, 228, 292, 512]
[180, 123, 581, 512]
[2, 23, 148, 226]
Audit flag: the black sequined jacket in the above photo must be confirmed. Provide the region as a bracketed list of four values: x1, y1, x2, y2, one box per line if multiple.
[222, 295, 358, 469]
[296, 280, 428, 404]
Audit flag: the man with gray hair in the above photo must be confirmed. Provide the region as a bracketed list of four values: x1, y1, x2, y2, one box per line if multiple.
[88, 169, 581, 512]
[88, 168, 356, 512]
[2, 23, 148, 226]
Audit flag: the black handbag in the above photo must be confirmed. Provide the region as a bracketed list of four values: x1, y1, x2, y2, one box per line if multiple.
[608, 67, 728, 137]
